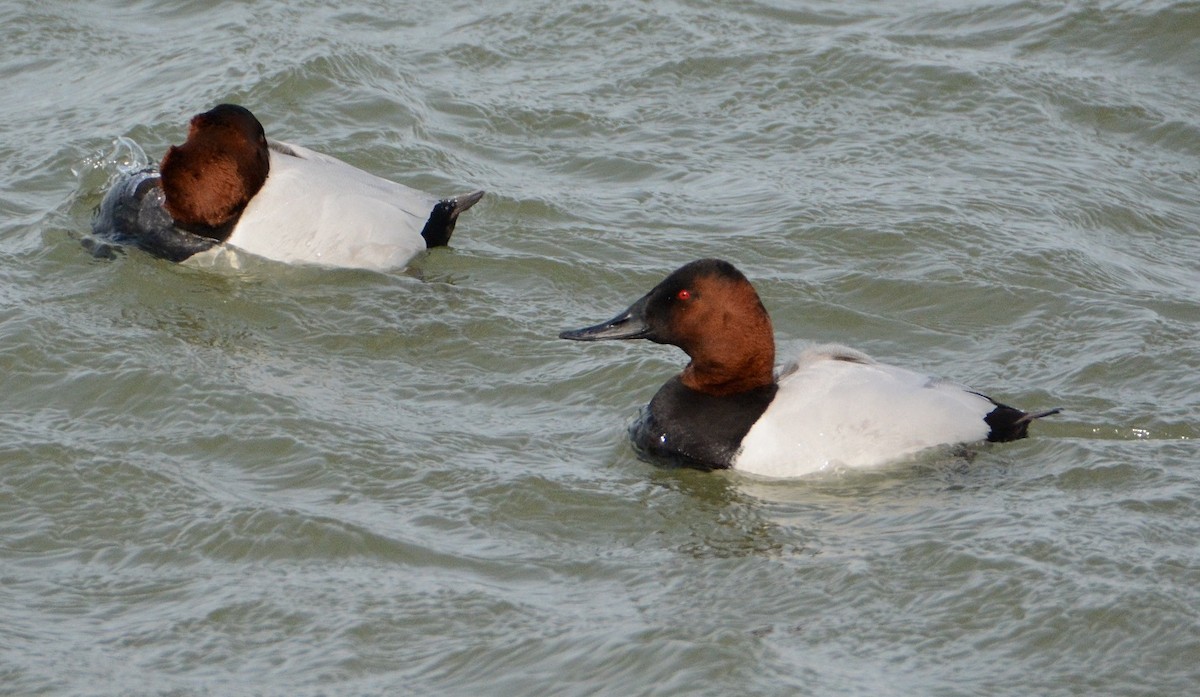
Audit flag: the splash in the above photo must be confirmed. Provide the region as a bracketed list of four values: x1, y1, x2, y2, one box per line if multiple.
[72, 137, 151, 184]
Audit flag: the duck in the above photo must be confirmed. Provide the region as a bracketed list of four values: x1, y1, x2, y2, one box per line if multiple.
[559, 258, 1059, 477]
[91, 104, 484, 271]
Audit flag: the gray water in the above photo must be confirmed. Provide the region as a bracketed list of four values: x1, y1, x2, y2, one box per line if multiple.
[3, 0, 1199, 695]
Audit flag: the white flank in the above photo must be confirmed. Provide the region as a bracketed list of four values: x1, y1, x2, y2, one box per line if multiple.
[224, 141, 438, 271]
[733, 345, 996, 477]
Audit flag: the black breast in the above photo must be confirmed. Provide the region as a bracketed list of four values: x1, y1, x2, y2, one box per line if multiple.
[630, 376, 778, 470]
[91, 169, 218, 263]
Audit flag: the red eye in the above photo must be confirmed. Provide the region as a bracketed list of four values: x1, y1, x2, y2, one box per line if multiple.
[676, 289, 691, 301]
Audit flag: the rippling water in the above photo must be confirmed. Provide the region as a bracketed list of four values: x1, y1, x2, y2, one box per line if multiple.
[2, 1, 1199, 695]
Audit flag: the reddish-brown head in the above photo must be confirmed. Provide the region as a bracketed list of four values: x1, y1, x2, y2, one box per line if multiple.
[159, 104, 270, 240]
[560, 259, 776, 396]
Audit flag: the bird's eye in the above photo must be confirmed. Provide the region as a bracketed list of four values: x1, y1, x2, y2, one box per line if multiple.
[676, 289, 692, 301]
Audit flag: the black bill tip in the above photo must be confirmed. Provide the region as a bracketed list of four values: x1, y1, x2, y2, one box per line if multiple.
[559, 300, 651, 342]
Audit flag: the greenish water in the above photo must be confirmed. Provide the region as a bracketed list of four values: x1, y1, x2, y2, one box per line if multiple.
[3, 1, 1199, 695]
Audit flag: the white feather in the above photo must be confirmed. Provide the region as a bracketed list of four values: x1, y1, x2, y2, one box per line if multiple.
[733, 344, 996, 478]
[220, 140, 437, 271]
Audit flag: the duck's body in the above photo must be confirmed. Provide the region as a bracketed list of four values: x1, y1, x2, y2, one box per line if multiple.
[92, 104, 483, 271]
[732, 345, 1040, 476]
[225, 140, 474, 270]
[561, 259, 1058, 477]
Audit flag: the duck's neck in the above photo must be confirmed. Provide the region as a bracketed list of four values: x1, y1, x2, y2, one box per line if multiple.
[679, 308, 775, 397]
[159, 137, 268, 242]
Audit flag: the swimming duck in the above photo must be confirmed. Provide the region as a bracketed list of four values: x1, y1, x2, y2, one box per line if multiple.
[560, 258, 1059, 477]
[92, 104, 484, 270]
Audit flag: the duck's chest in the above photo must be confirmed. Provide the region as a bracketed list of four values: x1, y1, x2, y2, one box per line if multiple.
[630, 376, 777, 470]
[91, 169, 220, 262]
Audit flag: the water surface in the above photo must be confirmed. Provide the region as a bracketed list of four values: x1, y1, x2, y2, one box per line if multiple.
[2, 1, 1198, 695]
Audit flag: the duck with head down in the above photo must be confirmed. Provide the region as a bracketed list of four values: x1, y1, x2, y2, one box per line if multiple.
[93, 104, 484, 271]
[560, 258, 1059, 477]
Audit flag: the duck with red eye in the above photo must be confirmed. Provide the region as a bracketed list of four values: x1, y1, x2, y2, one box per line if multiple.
[560, 259, 1059, 477]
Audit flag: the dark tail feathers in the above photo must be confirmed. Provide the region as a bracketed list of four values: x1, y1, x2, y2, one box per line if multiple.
[420, 190, 485, 248]
[985, 403, 1063, 443]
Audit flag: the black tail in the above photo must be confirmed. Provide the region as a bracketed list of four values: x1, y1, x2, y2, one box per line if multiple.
[984, 402, 1062, 443]
[420, 190, 485, 248]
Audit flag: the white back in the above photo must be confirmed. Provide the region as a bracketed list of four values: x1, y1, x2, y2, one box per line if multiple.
[225, 141, 438, 271]
[733, 345, 996, 477]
